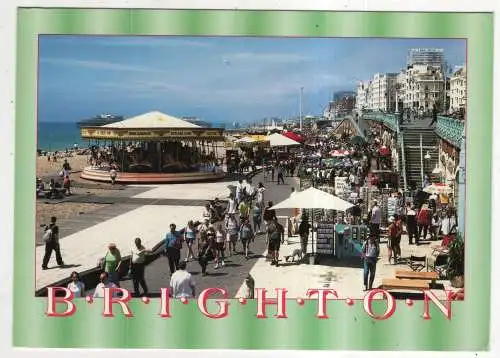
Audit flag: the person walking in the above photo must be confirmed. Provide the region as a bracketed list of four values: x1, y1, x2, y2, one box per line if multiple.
[110, 167, 117, 185]
[184, 220, 197, 261]
[252, 201, 262, 234]
[369, 200, 381, 242]
[214, 224, 226, 269]
[266, 218, 284, 266]
[130, 237, 151, 297]
[271, 166, 275, 182]
[239, 217, 254, 259]
[361, 233, 380, 291]
[41, 216, 65, 270]
[405, 204, 418, 245]
[169, 261, 195, 299]
[67, 271, 85, 297]
[93, 272, 118, 298]
[225, 214, 239, 256]
[198, 233, 216, 276]
[102, 243, 122, 286]
[164, 223, 184, 275]
[256, 182, 266, 211]
[238, 199, 250, 222]
[417, 204, 432, 245]
[62, 174, 71, 195]
[298, 213, 311, 255]
[263, 201, 276, 231]
[277, 163, 285, 185]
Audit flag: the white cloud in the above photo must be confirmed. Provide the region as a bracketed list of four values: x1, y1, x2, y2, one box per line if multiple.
[93, 37, 213, 48]
[223, 52, 311, 64]
[40, 58, 157, 73]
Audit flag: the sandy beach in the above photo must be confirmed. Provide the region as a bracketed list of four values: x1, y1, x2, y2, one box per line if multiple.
[36, 153, 111, 229]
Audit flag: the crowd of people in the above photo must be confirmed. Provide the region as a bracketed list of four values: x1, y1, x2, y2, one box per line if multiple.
[39, 121, 461, 299]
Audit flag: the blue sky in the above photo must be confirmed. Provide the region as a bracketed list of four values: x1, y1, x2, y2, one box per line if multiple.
[38, 36, 466, 124]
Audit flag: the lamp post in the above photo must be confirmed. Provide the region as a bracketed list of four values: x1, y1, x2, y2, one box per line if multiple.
[299, 86, 304, 131]
[424, 151, 431, 183]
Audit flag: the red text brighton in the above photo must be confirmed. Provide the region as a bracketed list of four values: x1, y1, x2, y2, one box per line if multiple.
[46, 287, 454, 320]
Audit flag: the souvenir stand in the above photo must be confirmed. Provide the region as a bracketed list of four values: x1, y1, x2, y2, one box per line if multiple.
[334, 223, 369, 259]
[316, 221, 335, 256]
[270, 187, 354, 265]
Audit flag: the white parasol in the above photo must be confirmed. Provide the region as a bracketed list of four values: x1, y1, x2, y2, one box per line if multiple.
[423, 183, 453, 195]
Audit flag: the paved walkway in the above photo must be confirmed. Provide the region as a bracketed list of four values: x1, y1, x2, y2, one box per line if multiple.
[235, 232, 451, 299]
[35, 179, 239, 292]
[114, 172, 297, 297]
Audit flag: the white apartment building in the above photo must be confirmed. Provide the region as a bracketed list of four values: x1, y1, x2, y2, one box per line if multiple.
[395, 70, 407, 112]
[403, 63, 446, 112]
[449, 65, 467, 113]
[407, 48, 444, 69]
[355, 81, 370, 115]
[366, 73, 397, 112]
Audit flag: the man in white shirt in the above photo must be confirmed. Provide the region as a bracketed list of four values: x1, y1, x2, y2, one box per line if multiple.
[370, 200, 381, 242]
[246, 179, 256, 200]
[235, 179, 245, 203]
[93, 272, 119, 298]
[170, 261, 195, 298]
[227, 192, 238, 215]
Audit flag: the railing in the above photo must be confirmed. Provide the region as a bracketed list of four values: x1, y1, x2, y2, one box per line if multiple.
[398, 124, 408, 192]
[362, 112, 397, 132]
[435, 116, 464, 147]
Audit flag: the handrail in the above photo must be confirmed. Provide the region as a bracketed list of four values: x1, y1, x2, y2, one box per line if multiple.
[420, 134, 424, 186]
[435, 116, 465, 148]
[400, 128, 408, 192]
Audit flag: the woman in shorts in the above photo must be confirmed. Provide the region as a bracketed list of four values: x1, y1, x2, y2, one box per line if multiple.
[184, 220, 197, 261]
[225, 214, 239, 256]
[239, 218, 254, 259]
[214, 224, 226, 269]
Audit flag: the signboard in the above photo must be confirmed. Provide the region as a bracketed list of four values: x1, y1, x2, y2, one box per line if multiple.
[80, 127, 224, 141]
[334, 177, 349, 195]
[300, 178, 312, 191]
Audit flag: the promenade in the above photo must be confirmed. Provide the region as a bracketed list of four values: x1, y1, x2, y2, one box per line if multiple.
[35, 178, 240, 292]
[37, 170, 450, 299]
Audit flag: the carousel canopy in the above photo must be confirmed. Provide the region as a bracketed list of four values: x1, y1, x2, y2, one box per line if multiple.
[266, 133, 301, 147]
[80, 111, 224, 141]
[103, 111, 201, 128]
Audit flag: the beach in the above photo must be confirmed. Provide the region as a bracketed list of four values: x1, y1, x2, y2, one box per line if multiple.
[36, 153, 111, 229]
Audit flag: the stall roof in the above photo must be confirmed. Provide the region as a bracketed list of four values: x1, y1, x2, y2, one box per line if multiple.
[266, 133, 301, 147]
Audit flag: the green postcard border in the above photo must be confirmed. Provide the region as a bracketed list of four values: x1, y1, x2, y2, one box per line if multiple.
[15, 9, 493, 350]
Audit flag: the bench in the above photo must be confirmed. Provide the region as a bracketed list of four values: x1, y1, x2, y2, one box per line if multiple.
[395, 270, 439, 283]
[379, 278, 430, 291]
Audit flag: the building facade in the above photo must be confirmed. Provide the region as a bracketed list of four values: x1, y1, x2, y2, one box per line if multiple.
[407, 48, 444, 69]
[366, 73, 397, 112]
[403, 64, 446, 113]
[355, 81, 370, 115]
[449, 65, 467, 113]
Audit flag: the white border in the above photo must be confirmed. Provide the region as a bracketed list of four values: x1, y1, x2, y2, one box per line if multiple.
[0, 1, 497, 358]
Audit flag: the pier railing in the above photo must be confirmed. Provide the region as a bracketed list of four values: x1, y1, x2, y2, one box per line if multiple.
[435, 116, 465, 147]
[362, 112, 397, 132]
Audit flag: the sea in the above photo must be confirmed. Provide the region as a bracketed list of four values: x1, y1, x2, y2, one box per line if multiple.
[38, 122, 89, 151]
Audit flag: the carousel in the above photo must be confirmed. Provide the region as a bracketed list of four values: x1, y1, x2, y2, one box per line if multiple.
[80, 111, 226, 184]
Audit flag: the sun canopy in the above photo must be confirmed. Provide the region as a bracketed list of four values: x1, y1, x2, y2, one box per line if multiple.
[270, 187, 354, 211]
[103, 111, 201, 128]
[282, 131, 304, 143]
[423, 183, 453, 195]
[266, 133, 301, 147]
[234, 136, 256, 144]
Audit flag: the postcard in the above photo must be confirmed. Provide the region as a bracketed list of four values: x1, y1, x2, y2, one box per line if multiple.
[7, 5, 494, 353]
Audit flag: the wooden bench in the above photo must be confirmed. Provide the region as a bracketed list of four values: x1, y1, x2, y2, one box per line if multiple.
[395, 270, 439, 283]
[379, 278, 430, 291]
